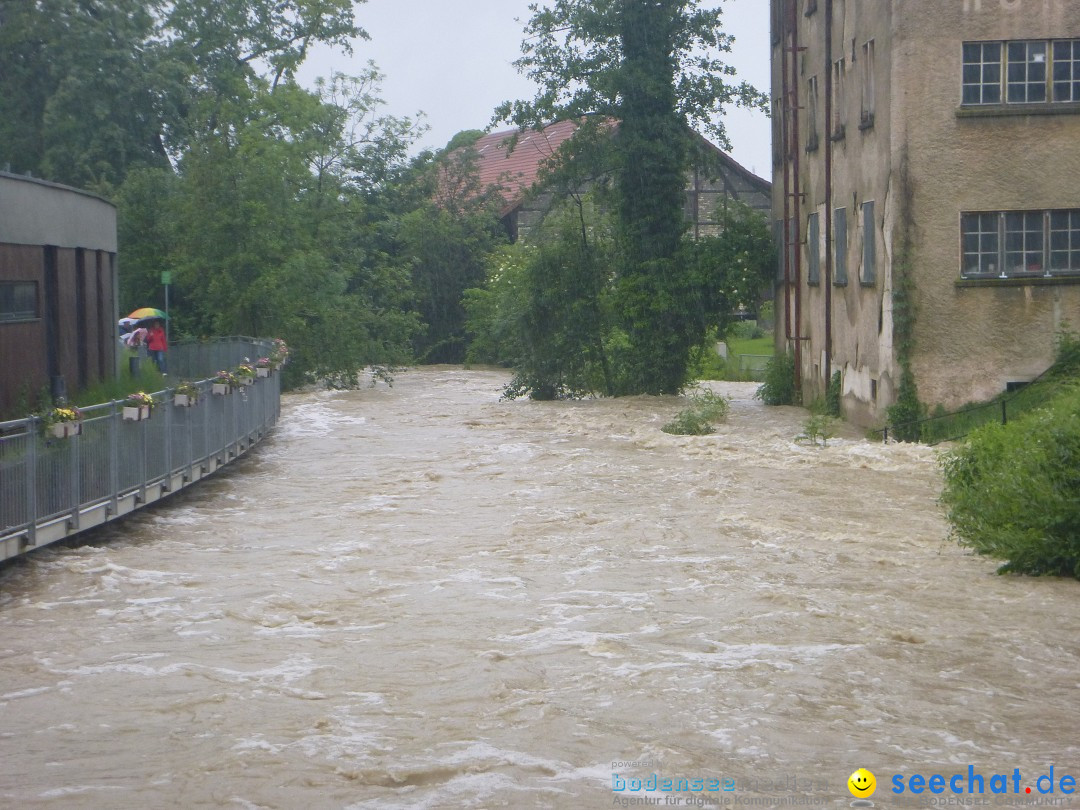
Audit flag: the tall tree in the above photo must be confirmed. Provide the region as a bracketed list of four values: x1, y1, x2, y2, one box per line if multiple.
[496, 0, 766, 395]
[0, 0, 366, 190]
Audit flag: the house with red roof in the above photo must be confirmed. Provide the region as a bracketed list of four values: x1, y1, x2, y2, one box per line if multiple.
[459, 121, 771, 243]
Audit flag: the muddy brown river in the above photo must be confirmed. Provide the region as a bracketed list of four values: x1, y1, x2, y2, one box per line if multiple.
[1, 367, 1078, 809]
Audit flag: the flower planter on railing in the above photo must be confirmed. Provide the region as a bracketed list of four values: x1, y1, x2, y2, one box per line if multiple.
[123, 405, 151, 421]
[212, 383, 231, 395]
[174, 394, 197, 407]
[49, 422, 81, 439]
[256, 367, 270, 378]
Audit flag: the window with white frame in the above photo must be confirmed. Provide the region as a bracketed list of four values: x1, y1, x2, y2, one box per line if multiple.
[861, 40, 876, 126]
[961, 209, 1080, 278]
[1053, 40, 1080, 102]
[963, 40, 1080, 106]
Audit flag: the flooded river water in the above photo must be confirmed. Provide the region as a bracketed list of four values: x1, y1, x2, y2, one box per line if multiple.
[2, 367, 1078, 809]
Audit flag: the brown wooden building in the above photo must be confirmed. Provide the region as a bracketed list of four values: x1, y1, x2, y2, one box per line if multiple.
[0, 172, 118, 416]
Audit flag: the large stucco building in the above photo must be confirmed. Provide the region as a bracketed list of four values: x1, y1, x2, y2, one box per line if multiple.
[772, 0, 1080, 425]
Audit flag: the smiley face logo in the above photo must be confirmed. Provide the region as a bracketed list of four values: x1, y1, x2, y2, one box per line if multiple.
[848, 768, 876, 798]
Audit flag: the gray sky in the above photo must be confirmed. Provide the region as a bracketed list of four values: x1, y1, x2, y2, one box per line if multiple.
[298, 0, 772, 178]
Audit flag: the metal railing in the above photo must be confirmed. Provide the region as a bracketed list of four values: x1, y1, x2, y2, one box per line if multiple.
[0, 338, 281, 561]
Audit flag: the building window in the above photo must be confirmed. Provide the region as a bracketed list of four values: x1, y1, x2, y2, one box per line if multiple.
[1050, 210, 1080, 272]
[0, 281, 39, 323]
[1053, 40, 1080, 102]
[962, 212, 1000, 275]
[832, 58, 846, 138]
[806, 76, 820, 151]
[1007, 41, 1047, 103]
[861, 201, 876, 284]
[834, 207, 848, 284]
[860, 40, 876, 128]
[961, 209, 1080, 278]
[963, 39, 1080, 106]
[807, 212, 820, 284]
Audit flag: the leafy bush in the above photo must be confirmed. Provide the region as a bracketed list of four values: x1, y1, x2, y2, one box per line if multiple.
[755, 351, 797, 405]
[940, 383, 1080, 578]
[796, 412, 836, 447]
[826, 371, 842, 417]
[662, 389, 731, 435]
[886, 364, 925, 442]
[728, 320, 764, 341]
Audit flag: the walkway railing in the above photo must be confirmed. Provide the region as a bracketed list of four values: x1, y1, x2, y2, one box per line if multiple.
[0, 337, 281, 561]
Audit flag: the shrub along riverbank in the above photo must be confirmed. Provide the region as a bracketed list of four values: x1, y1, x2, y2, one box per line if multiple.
[940, 333, 1080, 578]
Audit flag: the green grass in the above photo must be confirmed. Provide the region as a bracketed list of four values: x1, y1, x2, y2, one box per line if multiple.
[694, 332, 775, 382]
[2, 364, 171, 422]
[912, 331, 1080, 444]
[728, 335, 774, 358]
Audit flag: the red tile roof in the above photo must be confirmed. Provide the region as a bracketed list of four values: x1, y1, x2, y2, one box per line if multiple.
[457, 120, 769, 219]
[468, 121, 582, 217]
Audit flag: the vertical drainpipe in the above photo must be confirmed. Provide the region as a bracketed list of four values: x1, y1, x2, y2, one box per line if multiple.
[780, 1, 792, 347]
[788, 0, 803, 401]
[824, 0, 834, 388]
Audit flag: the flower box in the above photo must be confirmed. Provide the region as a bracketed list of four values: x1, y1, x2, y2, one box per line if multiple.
[212, 383, 231, 395]
[123, 405, 151, 421]
[256, 367, 270, 378]
[174, 393, 197, 407]
[238, 376, 254, 387]
[49, 422, 81, 439]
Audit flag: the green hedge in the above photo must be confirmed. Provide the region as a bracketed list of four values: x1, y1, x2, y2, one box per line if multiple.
[940, 383, 1080, 578]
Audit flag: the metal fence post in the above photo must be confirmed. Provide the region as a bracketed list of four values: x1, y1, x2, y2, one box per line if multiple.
[68, 423, 80, 532]
[109, 401, 119, 517]
[26, 420, 38, 546]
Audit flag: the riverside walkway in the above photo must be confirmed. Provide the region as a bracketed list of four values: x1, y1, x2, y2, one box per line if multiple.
[0, 337, 281, 561]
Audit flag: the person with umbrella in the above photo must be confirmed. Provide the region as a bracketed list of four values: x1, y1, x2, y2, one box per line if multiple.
[128, 308, 168, 374]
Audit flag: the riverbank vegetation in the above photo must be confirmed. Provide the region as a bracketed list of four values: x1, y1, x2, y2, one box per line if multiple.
[940, 331, 1080, 578]
[0, 0, 771, 397]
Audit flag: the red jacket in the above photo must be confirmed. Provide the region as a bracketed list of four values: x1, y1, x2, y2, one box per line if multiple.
[146, 325, 167, 352]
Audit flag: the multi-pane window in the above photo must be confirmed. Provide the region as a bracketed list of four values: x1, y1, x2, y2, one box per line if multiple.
[963, 42, 1002, 104]
[1007, 42, 1047, 103]
[807, 212, 820, 284]
[0, 281, 38, 322]
[834, 207, 848, 284]
[963, 40, 1080, 106]
[962, 213, 1000, 275]
[1004, 211, 1044, 271]
[961, 210, 1080, 277]
[1053, 40, 1080, 102]
[861, 201, 876, 284]
[1050, 210, 1080, 272]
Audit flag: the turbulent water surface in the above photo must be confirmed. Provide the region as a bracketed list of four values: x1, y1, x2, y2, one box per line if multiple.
[1, 367, 1078, 809]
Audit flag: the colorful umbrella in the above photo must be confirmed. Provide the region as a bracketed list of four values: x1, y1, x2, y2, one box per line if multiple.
[127, 307, 167, 320]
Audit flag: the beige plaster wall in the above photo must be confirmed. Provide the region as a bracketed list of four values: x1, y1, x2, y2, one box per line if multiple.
[895, 0, 1080, 409]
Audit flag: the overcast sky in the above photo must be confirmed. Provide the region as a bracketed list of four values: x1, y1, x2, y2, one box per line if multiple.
[298, 0, 772, 179]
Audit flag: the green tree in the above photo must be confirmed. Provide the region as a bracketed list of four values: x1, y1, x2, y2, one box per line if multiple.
[0, 0, 366, 190]
[496, 0, 766, 394]
[399, 143, 507, 364]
